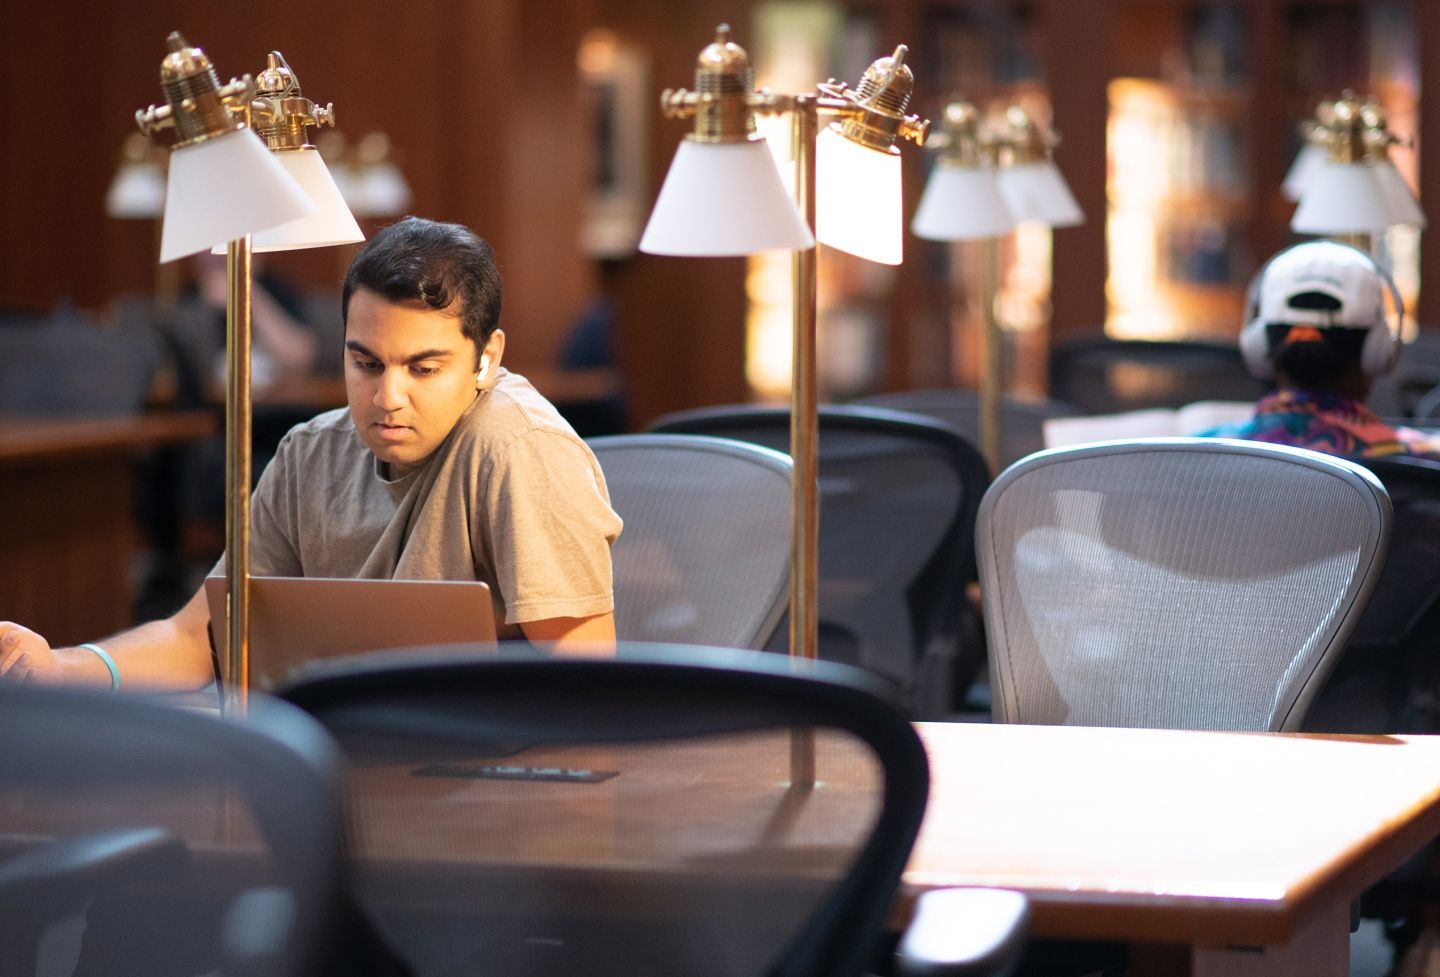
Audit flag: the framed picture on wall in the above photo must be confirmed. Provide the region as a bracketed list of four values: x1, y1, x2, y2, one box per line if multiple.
[579, 30, 650, 259]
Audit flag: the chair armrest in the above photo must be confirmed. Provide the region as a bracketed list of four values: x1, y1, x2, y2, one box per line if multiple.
[895, 887, 1030, 977]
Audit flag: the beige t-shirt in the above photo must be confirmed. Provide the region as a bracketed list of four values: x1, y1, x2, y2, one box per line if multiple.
[235, 369, 622, 639]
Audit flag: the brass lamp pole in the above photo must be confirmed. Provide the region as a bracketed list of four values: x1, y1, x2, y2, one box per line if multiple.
[135, 35, 337, 716]
[655, 27, 928, 667]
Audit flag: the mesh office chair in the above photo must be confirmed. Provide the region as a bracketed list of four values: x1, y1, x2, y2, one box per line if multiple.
[281, 645, 1028, 977]
[855, 388, 1078, 472]
[648, 405, 992, 717]
[0, 314, 162, 416]
[588, 434, 792, 649]
[977, 438, 1391, 731]
[0, 686, 345, 977]
[1048, 337, 1267, 415]
[1306, 454, 1440, 734]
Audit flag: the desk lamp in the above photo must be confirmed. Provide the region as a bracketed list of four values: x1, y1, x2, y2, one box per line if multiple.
[993, 104, 1083, 230]
[1292, 92, 1426, 248]
[912, 101, 1017, 471]
[642, 25, 927, 677]
[135, 33, 353, 715]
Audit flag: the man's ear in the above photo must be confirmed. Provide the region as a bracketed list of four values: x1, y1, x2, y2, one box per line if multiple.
[482, 329, 506, 371]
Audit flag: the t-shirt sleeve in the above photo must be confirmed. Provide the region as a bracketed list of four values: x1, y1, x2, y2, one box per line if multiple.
[482, 430, 622, 625]
[224, 432, 305, 578]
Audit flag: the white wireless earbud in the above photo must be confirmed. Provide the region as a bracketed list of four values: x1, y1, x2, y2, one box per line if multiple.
[476, 354, 491, 386]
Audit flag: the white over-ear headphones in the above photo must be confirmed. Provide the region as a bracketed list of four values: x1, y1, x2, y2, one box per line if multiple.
[475, 353, 492, 387]
[1239, 241, 1403, 381]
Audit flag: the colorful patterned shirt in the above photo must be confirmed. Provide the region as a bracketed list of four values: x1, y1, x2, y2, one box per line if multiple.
[1198, 390, 1440, 459]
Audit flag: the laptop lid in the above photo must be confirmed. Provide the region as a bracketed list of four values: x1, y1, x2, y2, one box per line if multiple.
[204, 576, 497, 691]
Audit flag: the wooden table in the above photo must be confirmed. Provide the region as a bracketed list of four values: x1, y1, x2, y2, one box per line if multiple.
[0, 412, 216, 645]
[328, 721, 1440, 977]
[908, 722, 1440, 976]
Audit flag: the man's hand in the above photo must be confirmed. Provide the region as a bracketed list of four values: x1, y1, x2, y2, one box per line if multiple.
[0, 623, 56, 684]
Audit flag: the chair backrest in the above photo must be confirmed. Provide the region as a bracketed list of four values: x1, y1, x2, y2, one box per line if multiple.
[1307, 454, 1440, 732]
[0, 687, 345, 977]
[588, 433, 792, 649]
[977, 438, 1391, 731]
[281, 644, 931, 977]
[1048, 337, 1267, 415]
[648, 404, 991, 716]
[855, 388, 1079, 471]
[0, 315, 162, 416]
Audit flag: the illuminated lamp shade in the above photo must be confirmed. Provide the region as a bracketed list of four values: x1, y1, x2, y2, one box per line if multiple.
[997, 160, 1083, 228]
[106, 158, 166, 219]
[352, 160, 413, 217]
[1374, 160, 1428, 229]
[911, 163, 1016, 241]
[1291, 161, 1418, 234]
[1281, 142, 1328, 203]
[214, 146, 363, 253]
[160, 128, 315, 263]
[640, 138, 813, 256]
[815, 124, 904, 265]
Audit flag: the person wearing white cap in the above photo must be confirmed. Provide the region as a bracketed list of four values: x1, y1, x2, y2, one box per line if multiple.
[1199, 240, 1440, 459]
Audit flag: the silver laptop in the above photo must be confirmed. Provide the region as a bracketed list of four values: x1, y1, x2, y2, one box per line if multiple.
[204, 576, 497, 690]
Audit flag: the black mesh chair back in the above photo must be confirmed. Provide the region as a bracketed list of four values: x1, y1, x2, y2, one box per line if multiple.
[0, 687, 345, 977]
[281, 645, 931, 977]
[1307, 454, 1440, 733]
[1048, 337, 1266, 415]
[855, 388, 1079, 472]
[588, 434, 792, 649]
[977, 438, 1391, 731]
[648, 405, 992, 717]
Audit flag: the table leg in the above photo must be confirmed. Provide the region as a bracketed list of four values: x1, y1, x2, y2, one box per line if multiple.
[1193, 901, 1350, 977]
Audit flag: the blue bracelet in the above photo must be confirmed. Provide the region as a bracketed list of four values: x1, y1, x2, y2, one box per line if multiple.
[78, 643, 120, 692]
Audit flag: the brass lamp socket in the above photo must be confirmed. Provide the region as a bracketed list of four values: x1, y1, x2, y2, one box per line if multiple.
[995, 104, 1056, 167]
[136, 32, 252, 148]
[834, 45, 928, 151]
[691, 24, 758, 143]
[251, 51, 337, 152]
[931, 101, 993, 168]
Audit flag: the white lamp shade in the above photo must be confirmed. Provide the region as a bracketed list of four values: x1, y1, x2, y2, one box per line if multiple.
[1281, 143, 1327, 203]
[351, 161, 413, 218]
[105, 160, 167, 219]
[997, 160, 1084, 228]
[815, 125, 904, 265]
[160, 128, 316, 263]
[1291, 161, 1420, 234]
[640, 139, 814, 256]
[1374, 160, 1428, 229]
[911, 163, 1016, 241]
[214, 147, 364, 253]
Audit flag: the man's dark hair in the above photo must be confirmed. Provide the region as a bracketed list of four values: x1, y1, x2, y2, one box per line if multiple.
[342, 217, 502, 361]
[1266, 323, 1367, 392]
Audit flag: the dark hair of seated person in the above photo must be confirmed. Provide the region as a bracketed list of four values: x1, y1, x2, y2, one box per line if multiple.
[1266, 324, 1369, 396]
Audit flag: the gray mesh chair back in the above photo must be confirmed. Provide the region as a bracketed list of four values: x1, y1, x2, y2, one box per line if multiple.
[856, 388, 1078, 471]
[589, 434, 792, 649]
[648, 405, 991, 717]
[977, 438, 1391, 731]
[0, 686, 345, 977]
[280, 645, 933, 977]
[0, 315, 162, 416]
[1048, 337, 1266, 414]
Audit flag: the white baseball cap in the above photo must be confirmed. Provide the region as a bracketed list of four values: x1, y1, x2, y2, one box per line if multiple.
[1256, 240, 1385, 330]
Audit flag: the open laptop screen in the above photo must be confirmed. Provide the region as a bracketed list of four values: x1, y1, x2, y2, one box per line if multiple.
[204, 576, 497, 691]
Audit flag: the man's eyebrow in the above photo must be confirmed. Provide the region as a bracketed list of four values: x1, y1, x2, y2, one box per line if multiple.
[345, 340, 457, 364]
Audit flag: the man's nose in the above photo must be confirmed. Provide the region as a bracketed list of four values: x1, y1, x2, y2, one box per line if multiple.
[373, 368, 408, 410]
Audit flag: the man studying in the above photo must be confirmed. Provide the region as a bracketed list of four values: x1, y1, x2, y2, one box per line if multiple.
[0, 217, 623, 689]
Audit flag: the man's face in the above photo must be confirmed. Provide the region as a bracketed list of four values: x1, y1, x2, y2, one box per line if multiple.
[344, 288, 482, 478]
